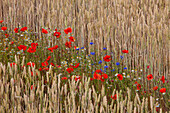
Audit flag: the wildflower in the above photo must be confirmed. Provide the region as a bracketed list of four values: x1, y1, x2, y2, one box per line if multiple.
[122, 50, 128, 53]
[61, 77, 68, 80]
[93, 69, 108, 82]
[14, 28, 19, 33]
[81, 47, 84, 49]
[31, 85, 33, 90]
[0, 20, 3, 23]
[20, 27, 27, 32]
[42, 28, 48, 34]
[69, 36, 75, 42]
[90, 42, 94, 45]
[64, 27, 72, 34]
[52, 45, 58, 49]
[111, 94, 117, 100]
[117, 74, 123, 80]
[10, 63, 16, 67]
[70, 63, 80, 68]
[76, 48, 79, 50]
[90, 52, 95, 55]
[90, 78, 94, 81]
[65, 41, 72, 48]
[66, 67, 74, 73]
[112, 69, 115, 72]
[41, 61, 48, 67]
[18, 45, 27, 51]
[39, 67, 43, 71]
[116, 62, 120, 65]
[1, 27, 7, 31]
[160, 76, 165, 83]
[103, 47, 107, 50]
[103, 55, 111, 62]
[53, 31, 61, 38]
[153, 86, 158, 91]
[27, 62, 35, 67]
[137, 84, 141, 90]
[10, 41, 14, 45]
[120, 55, 124, 59]
[5, 34, 9, 38]
[147, 74, 153, 80]
[27, 46, 36, 53]
[75, 76, 81, 81]
[50, 63, 55, 66]
[48, 47, 54, 52]
[104, 66, 108, 68]
[159, 88, 166, 93]
[46, 56, 51, 61]
[124, 67, 127, 69]
[98, 60, 102, 64]
[147, 65, 150, 69]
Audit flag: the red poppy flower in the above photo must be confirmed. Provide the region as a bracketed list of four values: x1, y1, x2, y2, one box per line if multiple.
[42, 28, 48, 34]
[69, 36, 75, 42]
[117, 74, 123, 80]
[55, 29, 57, 31]
[52, 45, 58, 49]
[103, 55, 111, 62]
[153, 86, 158, 91]
[18, 45, 27, 51]
[39, 67, 43, 71]
[14, 28, 19, 33]
[48, 47, 54, 52]
[160, 76, 165, 83]
[66, 67, 74, 73]
[111, 94, 117, 100]
[27, 62, 35, 67]
[70, 63, 80, 68]
[10, 63, 16, 67]
[122, 50, 129, 53]
[54, 32, 61, 38]
[134, 81, 138, 84]
[62, 77, 68, 80]
[50, 63, 55, 66]
[5, 34, 9, 38]
[75, 76, 81, 81]
[41, 61, 48, 67]
[1, 27, 7, 31]
[10, 41, 14, 45]
[147, 65, 150, 69]
[31, 43, 38, 47]
[27, 46, 36, 53]
[137, 84, 141, 90]
[159, 88, 166, 93]
[20, 27, 27, 32]
[31, 85, 33, 90]
[65, 41, 72, 48]
[90, 78, 94, 81]
[46, 56, 51, 61]
[64, 27, 72, 34]
[94, 73, 102, 80]
[147, 74, 153, 80]
[0, 20, 3, 23]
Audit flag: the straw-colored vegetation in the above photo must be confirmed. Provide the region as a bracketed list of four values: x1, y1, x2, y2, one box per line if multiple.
[0, 0, 169, 112]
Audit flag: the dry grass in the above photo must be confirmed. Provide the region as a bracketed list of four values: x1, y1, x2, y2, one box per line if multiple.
[0, 61, 168, 113]
[0, 0, 169, 112]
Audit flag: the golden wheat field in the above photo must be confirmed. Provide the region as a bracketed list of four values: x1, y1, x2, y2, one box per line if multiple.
[0, 0, 169, 112]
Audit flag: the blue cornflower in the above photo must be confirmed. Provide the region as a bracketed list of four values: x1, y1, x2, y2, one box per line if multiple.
[90, 52, 95, 55]
[90, 42, 94, 45]
[103, 47, 107, 50]
[116, 62, 120, 65]
[104, 66, 108, 68]
[81, 47, 84, 49]
[124, 67, 127, 69]
[76, 48, 79, 50]
[88, 55, 90, 57]
[112, 69, 115, 71]
[98, 60, 102, 64]
[120, 56, 124, 59]
[92, 64, 94, 65]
